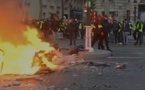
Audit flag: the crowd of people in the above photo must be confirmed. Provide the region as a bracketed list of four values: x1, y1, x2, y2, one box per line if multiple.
[30, 18, 85, 46]
[29, 16, 145, 51]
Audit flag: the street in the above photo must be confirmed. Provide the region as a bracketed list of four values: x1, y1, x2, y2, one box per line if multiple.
[40, 41, 145, 90]
[1, 0, 145, 90]
[0, 38, 145, 90]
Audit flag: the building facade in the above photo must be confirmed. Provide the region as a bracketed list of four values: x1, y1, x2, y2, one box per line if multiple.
[22, 0, 84, 20]
[94, 0, 142, 22]
[138, 0, 145, 21]
[21, 0, 145, 22]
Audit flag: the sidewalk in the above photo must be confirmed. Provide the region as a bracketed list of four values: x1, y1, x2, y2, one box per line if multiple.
[55, 38, 111, 59]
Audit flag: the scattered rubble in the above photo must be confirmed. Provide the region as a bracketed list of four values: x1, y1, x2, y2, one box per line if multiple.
[68, 47, 79, 55]
[34, 77, 43, 81]
[72, 74, 79, 77]
[88, 62, 111, 67]
[104, 84, 112, 88]
[48, 85, 56, 90]
[2, 84, 11, 87]
[91, 85, 100, 89]
[98, 72, 103, 76]
[16, 75, 40, 81]
[115, 64, 127, 70]
[0, 48, 112, 90]
[12, 81, 21, 86]
[64, 88, 69, 90]
[42, 71, 49, 74]
[61, 68, 70, 73]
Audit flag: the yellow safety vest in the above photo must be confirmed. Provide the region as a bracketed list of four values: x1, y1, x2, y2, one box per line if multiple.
[139, 23, 144, 32]
[79, 23, 83, 29]
[98, 24, 103, 29]
[129, 23, 133, 29]
[118, 23, 122, 32]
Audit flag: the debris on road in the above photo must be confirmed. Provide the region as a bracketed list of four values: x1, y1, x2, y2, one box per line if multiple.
[104, 84, 112, 88]
[87, 62, 111, 67]
[12, 81, 21, 86]
[72, 74, 79, 77]
[16, 75, 40, 81]
[68, 47, 79, 55]
[34, 77, 43, 81]
[115, 64, 127, 70]
[2, 84, 11, 87]
[98, 72, 103, 76]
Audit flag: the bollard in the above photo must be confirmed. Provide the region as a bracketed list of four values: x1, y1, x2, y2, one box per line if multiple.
[85, 26, 93, 52]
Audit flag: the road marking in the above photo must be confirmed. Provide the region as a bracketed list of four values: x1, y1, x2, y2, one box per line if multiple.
[108, 57, 145, 59]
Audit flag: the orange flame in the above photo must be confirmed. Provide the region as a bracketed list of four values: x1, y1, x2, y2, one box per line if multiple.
[0, 27, 58, 75]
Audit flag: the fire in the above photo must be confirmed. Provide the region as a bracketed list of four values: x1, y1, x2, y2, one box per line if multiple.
[0, 27, 58, 75]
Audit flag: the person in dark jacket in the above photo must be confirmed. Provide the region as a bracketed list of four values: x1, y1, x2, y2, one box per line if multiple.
[91, 22, 101, 47]
[112, 20, 119, 44]
[122, 20, 130, 45]
[101, 17, 112, 51]
[68, 19, 77, 45]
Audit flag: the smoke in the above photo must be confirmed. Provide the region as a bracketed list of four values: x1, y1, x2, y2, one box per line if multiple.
[0, 0, 28, 45]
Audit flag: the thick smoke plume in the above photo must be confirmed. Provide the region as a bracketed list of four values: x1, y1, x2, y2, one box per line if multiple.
[0, 0, 29, 45]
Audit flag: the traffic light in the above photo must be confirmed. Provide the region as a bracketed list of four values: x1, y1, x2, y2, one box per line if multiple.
[88, 0, 92, 7]
[85, 0, 93, 25]
[85, 0, 92, 8]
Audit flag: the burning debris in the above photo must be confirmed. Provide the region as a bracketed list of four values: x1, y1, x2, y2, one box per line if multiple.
[0, 30, 82, 75]
[87, 62, 111, 67]
[0, 49, 4, 73]
[32, 50, 58, 68]
[0, 27, 60, 75]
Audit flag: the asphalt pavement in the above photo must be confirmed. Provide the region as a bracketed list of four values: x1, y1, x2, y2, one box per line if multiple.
[45, 36, 145, 90]
[55, 38, 111, 58]
[1, 36, 145, 90]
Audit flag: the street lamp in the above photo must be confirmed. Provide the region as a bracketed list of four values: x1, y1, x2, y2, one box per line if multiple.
[133, 0, 137, 22]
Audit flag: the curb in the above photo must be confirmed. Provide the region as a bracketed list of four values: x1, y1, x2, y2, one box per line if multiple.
[78, 50, 111, 60]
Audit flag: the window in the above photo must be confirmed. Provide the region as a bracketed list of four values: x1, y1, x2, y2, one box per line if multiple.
[50, 6, 54, 9]
[102, 11, 105, 16]
[43, 5, 47, 8]
[140, 0, 145, 3]
[109, 0, 114, 2]
[24, 0, 30, 5]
